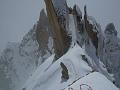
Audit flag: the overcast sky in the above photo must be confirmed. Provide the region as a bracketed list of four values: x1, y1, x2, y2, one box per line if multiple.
[0, 0, 120, 52]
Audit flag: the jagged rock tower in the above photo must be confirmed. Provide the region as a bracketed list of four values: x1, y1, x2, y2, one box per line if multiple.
[44, 0, 71, 60]
[36, 9, 53, 61]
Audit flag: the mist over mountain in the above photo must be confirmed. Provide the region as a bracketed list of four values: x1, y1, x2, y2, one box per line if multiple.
[0, 0, 120, 90]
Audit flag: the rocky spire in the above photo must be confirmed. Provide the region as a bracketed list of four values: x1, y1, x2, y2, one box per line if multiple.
[73, 5, 85, 47]
[104, 23, 117, 36]
[44, 0, 71, 60]
[84, 5, 98, 51]
[73, 5, 83, 33]
[36, 9, 53, 60]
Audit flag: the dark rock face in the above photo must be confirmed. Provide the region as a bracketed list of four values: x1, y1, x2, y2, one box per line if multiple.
[84, 6, 98, 51]
[53, 0, 72, 58]
[60, 62, 69, 82]
[44, 0, 72, 60]
[36, 9, 53, 61]
[36, 9, 51, 50]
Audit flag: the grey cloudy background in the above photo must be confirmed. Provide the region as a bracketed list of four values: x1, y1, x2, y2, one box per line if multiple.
[0, 0, 120, 52]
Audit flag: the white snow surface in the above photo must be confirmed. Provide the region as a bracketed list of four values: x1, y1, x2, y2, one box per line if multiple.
[69, 14, 77, 44]
[65, 72, 118, 90]
[22, 44, 119, 90]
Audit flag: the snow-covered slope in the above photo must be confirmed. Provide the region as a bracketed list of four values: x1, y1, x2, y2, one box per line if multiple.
[22, 44, 119, 90]
[65, 72, 118, 90]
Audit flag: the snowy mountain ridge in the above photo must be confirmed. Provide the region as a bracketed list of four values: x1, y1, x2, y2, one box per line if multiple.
[0, 0, 120, 90]
[22, 44, 119, 90]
